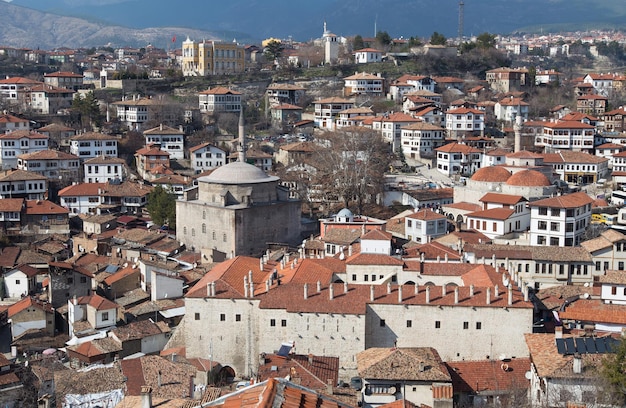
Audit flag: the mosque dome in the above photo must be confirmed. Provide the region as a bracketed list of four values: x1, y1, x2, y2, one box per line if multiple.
[199, 161, 278, 184]
[470, 166, 511, 183]
[506, 169, 551, 187]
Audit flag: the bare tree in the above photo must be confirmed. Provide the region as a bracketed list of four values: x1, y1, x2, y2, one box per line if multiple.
[313, 128, 391, 214]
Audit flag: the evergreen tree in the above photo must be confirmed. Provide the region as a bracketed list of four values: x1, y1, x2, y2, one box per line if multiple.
[430, 32, 447, 45]
[146, 185, 176, 228]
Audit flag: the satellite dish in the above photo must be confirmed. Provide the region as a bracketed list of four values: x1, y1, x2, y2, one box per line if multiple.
[525, 371, 532, 380]
[583, 293, 590, 299]
[584, 282, 589, 287]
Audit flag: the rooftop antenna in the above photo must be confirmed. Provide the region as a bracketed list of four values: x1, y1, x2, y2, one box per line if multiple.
[458, 0, 464, 44]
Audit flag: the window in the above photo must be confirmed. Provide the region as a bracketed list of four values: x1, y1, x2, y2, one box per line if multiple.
[352, 274, 357, 281]
[80, 276, 87, 283]
[476, 322, 482, 330]
[619, 262, 624, 271]
[67, 277, 73, 284]
[550, 237, 559, 246]
[550, 222, 559, 232]
[195, 313, 200, 320]
[406, 320, 412, 328]
[463, 322, 469, 329]
[538, 208, 548, 216]
[102, 312, 109, 321]
[281, 319, 287, 327]
[270, 319, 276, 327]
[235, 314, 241, 321]
[380, 319, 386, 327]
[551, 208, 560, 217]
[435, 321, 441, 328]
[220, 313, 226, 321]
[538, 221, 547, 230]
[15, 279, 20, 285]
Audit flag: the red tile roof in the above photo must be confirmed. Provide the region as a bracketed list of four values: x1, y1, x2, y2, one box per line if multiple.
[529, 192, 593, 209]
[25, 200, 69, 215]
[436, 143, 481, 154]
[466, 208, 515, 221]
[446, 358, 530, 394]
[406, 209, 447, 221]
[198, 86, 241, 95]
[479, 193, 526, 205]
[7, 296, 53, 317]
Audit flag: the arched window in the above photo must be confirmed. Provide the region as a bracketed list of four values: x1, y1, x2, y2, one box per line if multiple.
[202, 210, 206, 220]
[212, 231, 216, 240]
[223, 233, 227, 242]
[183, 226, 187, 235]
[192, 228, 195, 237]
[202, 224, 206, 233]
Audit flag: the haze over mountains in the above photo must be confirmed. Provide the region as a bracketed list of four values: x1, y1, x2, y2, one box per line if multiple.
[2, 0, 626, 48]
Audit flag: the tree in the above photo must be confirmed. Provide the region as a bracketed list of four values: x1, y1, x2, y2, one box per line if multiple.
[312, 128, 391, 214]
[429, 31, 447, 45]
[353, 35, 365, 51]
[71, 90, 102, 129]
[376, 31, 392, 48]
[476, 32, 497, 49]
[146, 185, 176, 228]
[264, 40, 284, 65]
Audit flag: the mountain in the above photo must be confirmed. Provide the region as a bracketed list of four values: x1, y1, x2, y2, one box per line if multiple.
[0, 1, 232, 48]
[3, 0, 626, 48]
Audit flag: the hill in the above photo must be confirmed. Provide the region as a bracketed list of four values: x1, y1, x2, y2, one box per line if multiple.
[0, 1, 226, 48]
[3, 0, 626, 48]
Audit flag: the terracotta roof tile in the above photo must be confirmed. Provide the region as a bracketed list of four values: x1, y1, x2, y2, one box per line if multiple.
[529, 192, 593, 209]
[357, 347, 450, 382]
[445, 358, 530, 393]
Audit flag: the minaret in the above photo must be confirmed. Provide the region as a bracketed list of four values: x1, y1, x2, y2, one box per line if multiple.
[237, 108, 246, 163]
[514, 114, 522, 153]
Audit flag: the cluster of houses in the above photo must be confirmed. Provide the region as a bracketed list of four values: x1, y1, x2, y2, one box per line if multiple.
[2, 29, 626, 408]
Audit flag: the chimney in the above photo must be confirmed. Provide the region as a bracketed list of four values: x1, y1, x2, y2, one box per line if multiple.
[425, 286, 431, 304]
[555, 326, 563, 339]
[414, 283, 419, 295]
[317, 281, 321, 293]
[370, 285, 375, 301]
[211, 282, 216, 297]
[470, 284, 475, 297]
[486, 287, 491, 305]
[259, 258, 263, 271]
[492, 254, 496, 265]
[141, 386, 152, 408]
[573, 354, 582, 374]
[481, 256, 486, 264]
[344, 281, 348, 294]
[329, 284, 334, 300]
[348, 245, 353, 257]
[207, 283, 212, 297]
[398, 285, 403, 303]
[157, 371, 162, 387]
[454, 287, 459, 304]
[444, 253, 448, 262]
[496, 264, 500, 274]
[159, 123, 163, 131]
[494, 284, 499, 298]
[265, 280, 270, 293]
[304, 283, 308, 300]
[437, 255, 441, 263]
[387, 282, 392, 294]
[249, 279, 254, 297]
[523, 286, 529, 302]
[243, 276, 249, 298]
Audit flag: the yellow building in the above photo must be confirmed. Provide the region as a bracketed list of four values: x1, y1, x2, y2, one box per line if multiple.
[182, 37, 245, 76]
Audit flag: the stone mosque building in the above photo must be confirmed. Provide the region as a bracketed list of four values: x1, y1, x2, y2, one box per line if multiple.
[176, 112, 301, 260]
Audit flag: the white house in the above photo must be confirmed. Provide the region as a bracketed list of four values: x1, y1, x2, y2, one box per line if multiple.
[529, 191, 593, 247]
[198, 86, 242, 114]
[400, 122, 446, 160]
[189, 142, 226, 174]
[0, 130, 49, 169]
[465, 193, 530, 239]
[17, 150, 81, 181]
[29, 84, 74, 115]
[435, 143, 482, 177]
[0, 169, 48, 200]
[58, 182, 104, 215]
[343, 72, 384, 97]
[595, 143, 624, 169]
[371, 112, 421, 151]
[313, 97, 354, 130]
[69, 132, 118, 159]
[580, 229, 626, 274]
[150, 269, 184, 301]
[83, 156, 126, 183]
[494, 97, 529, 123]
[445, 107, 485, 138]
[353, 48, 383, 64]
[404, 209, 448, 243]
[360, 229, 393, 255]
[535, 121, 596, 153]
[143, 124, 185, 160]
[68, 294, 119, 339]
[3, 264, 39, 299]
